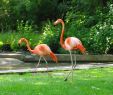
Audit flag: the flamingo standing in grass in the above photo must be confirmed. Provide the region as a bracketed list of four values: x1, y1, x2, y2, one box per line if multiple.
[54, 19, 86, 81]
[18, 38, 58, 73]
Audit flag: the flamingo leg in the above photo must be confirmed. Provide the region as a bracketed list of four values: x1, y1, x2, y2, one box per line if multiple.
[42, 57, 50, 76]
[64, 50, 74, 81]
[73, 51, 77, 69]
[36, 56, 42, 69]
[33, 56, 42, 75]
[42, 57, 48, 70]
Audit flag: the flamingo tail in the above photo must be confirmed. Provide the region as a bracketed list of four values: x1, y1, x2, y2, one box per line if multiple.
[50, 52, 58, 63]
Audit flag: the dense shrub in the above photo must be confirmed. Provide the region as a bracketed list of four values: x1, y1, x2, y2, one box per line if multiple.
[0, 0, 64, 32]
[87, 3, 113, 54]
[0, 0, 113, 54]
[64, 2, 113, 54]
[0, 19, 41, 51]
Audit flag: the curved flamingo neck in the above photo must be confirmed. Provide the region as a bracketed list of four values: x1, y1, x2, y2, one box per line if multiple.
[60, 20, 65, 49]
[22, 39, 33, 53]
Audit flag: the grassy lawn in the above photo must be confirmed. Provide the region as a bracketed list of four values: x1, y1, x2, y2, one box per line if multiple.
[0, 67, 113, 95]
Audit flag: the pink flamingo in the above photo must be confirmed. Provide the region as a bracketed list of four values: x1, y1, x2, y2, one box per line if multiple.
[18, 38, 58, 74]
[54, 19, 86, 81]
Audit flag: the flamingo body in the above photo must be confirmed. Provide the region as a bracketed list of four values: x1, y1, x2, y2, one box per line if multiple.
[18, 38, 57, 63]
[64, 37, 85, 53]
[64, 37, 81, 50]
[33, 44, 51, 56]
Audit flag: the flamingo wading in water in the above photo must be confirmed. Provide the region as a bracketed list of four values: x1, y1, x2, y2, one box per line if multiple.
[18, 38, 58, 74]
[54, 19, 86, 81]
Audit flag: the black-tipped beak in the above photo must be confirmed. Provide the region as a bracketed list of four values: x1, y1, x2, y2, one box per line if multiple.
[18, 43, 20, 46]
[53, 23, 56, 27]
[53, 21, 57, 26]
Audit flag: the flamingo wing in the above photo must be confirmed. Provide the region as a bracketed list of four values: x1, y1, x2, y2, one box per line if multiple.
[64, 37, 81, 50]
[34, 44, 51, 56]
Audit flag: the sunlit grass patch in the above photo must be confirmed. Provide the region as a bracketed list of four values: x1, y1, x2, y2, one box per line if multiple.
[0, 67, 113, 95]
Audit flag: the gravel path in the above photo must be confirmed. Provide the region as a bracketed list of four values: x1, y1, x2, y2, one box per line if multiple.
[0, 61, 113, 74]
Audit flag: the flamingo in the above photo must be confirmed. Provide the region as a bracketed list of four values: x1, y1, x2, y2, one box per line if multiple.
[54, 19, 86, 81]
[18, 38, 58, 74]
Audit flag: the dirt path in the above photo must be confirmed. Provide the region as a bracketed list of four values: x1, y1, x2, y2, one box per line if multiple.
[0, 60, 113, 74]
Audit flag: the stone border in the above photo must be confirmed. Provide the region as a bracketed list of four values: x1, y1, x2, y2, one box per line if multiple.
[0, 52, 113, 62]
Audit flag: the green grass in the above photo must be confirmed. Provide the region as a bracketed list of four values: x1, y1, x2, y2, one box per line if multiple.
[0, 67, 113, 95]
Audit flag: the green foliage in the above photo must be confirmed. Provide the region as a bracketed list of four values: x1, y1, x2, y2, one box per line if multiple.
[17, 20, 33, 33]
[0, 41, 3, 49]
[88, 23, 113, 54]
[0, 0, 113, 54]
[0, 18, 41, 51]
[87, 4, 113, 54]
[0, 0, 10, 31]
[63, 1, 113, 54]
[0, 32, 41, 51]
[0, 0, 61, 31]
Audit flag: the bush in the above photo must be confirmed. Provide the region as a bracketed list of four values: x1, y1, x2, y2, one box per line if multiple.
[0, 20, 41, 52]
[87, 4, 113, 54]
[63, 2, 113, 54]
[0, 0, 113, 54]
[0, 0, 60, 31]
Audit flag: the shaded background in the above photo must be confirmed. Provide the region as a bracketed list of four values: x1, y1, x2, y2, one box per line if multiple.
[0, 0, 113, 54]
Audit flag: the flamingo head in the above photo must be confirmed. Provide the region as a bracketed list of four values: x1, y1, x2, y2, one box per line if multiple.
[18, 38, 27, 46]
[77, 44, 86, 54]
[54, 19, 63, 25]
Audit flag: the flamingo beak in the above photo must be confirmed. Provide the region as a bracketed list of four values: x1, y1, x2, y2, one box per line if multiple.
[18, 43, 20, 46]
[18, 40, 21, 46]
[54, 20, 59, 26]
[18, 41, 21, 46]
[53, 22, 56, 26]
